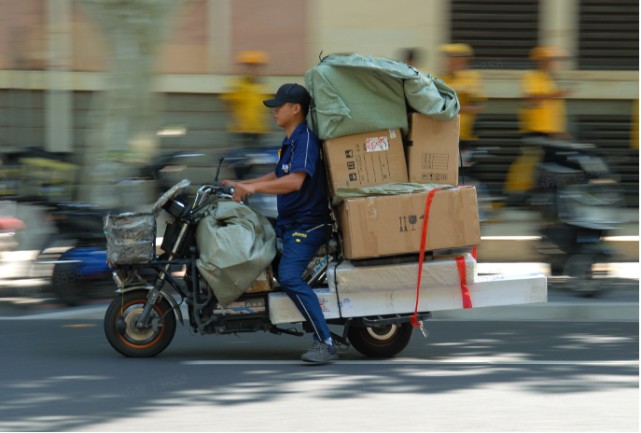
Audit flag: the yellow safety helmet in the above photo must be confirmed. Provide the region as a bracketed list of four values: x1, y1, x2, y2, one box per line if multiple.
[235, 51, 269, 65]
[439, 43, 474, 57]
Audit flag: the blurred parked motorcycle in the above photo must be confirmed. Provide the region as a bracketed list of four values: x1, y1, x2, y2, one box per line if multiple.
[34, 202, 113, 306]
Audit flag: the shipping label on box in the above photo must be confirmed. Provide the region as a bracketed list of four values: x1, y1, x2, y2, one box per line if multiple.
[406, 114, 460, 185]
[338, 186, 480, 259]
[323, 129, 408, 195]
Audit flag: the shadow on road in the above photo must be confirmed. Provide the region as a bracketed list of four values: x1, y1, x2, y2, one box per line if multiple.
[0, 320, 637, 431]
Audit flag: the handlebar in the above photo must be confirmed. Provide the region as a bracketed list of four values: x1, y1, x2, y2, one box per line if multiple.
[221, 184, 235, 196]
[196, 183, 234, 196]
[152, 179, 191, 215]
[154, 180, 239, 216]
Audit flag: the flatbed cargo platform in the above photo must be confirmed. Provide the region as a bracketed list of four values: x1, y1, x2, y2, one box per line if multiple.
[269, 257, 547, 325]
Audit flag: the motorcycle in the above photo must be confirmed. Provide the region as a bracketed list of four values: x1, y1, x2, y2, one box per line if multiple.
[526, 137, 626, 297]
[101, 149, 549, 359]
[102, 178, 423, 358]
[34, 202, 114, 306]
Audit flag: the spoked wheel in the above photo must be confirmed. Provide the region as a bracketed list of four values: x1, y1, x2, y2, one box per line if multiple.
[347, 323, 413, 358]
[104, 290, 176, 357]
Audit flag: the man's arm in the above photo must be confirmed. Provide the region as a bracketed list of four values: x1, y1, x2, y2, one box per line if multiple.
[231, 172, 306, 202]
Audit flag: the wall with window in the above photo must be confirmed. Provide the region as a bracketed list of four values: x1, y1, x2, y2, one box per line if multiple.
[0, 0, 637, 204]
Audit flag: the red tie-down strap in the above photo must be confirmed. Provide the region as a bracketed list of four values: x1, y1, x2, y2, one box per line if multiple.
[411, 187, 474, 327]
[456, 256, 473, 309]
[411, 187, 442, 328]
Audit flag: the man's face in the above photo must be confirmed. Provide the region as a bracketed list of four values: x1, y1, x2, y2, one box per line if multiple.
[272, 103, 300, 128]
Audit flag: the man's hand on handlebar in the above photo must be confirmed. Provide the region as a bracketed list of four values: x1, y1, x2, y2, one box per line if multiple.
[230, 182, 255, 203]
[221, 179, 253, 202]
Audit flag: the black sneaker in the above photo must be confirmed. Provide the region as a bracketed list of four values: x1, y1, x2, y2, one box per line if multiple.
[301, 341, 338, 364]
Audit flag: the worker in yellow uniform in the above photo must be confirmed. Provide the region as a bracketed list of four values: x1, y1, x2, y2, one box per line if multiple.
[439, 44, 485, 150]
[505, 46, 571, 200]
[519, 46, 571, 140]
[439, 43, 485, 188]
[220, 51, 271, 147]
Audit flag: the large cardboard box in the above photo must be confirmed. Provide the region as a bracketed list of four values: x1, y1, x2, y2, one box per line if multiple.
[323, 129, 408, 195]
[406, 114, 460, 185]
[329, 253, 477, 293]
[338, 186, 480, 259]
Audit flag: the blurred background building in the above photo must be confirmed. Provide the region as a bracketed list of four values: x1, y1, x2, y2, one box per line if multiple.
[0, 0, 638, 208]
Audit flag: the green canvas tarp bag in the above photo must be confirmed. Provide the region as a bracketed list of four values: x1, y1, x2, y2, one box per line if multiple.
[196, 200, 276, 307]
[305, 53, 460, 140]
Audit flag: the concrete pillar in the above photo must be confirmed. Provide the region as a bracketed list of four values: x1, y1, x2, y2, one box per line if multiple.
[45, 0, 73, 153]
[540, 0, 578, 68]
[207, 0, 232, 74]
[425, 0, 449, 74]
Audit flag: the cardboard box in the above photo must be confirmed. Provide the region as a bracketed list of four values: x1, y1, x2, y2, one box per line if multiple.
[323, 129, 408, 195]
[406, 114, 460, 185]
[329, 253, 477, 293]
[338, 186, 480, 259]
[245, 267, 274, 294]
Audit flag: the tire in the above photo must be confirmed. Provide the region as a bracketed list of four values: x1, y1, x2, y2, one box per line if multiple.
[104, 290, 176, 357]
[347, 323, 413, 358]
[563, 253, 608, 297]
[50, 262, 86, 306]
[51, 262, 113, 306]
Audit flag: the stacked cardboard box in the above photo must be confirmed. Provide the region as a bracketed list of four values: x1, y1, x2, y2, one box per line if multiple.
[338, 185, 480, 259]
[321, 114, 479, 260]
[323, 129, 408, 195]
[406, 114, 460, 185]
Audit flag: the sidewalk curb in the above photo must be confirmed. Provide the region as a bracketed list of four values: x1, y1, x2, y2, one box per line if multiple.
[431, 302, 639, 322]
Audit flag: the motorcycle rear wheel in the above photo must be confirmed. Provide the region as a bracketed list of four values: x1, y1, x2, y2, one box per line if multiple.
[104, 290, 176, 357]
[347, 323, 413, 358]
[564, 253, 609, 297]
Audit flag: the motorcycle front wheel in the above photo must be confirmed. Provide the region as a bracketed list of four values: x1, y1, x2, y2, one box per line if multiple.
[104, 290, 176, 357]
[347, 323, 413, 358]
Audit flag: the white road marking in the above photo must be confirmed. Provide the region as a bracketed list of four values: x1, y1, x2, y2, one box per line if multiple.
[182, 359, 639, 366]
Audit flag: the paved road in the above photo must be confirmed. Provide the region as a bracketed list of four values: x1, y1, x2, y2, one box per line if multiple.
[0, 319, 637, 432]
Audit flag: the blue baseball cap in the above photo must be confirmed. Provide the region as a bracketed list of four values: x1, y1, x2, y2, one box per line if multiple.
[263, 83, 311, 111]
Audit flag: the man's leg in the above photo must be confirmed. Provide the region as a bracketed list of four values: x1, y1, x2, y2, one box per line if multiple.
[277, 227, 332, 343]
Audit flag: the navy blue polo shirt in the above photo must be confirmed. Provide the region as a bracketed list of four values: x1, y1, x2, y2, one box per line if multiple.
[275, 120, 330, 230]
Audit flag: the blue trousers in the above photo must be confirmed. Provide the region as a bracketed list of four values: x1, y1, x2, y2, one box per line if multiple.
[276, 224, 332, 342]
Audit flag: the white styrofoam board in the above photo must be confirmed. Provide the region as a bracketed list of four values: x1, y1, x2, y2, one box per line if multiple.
[336, 273, 547, 318]
[268, 289, 341, 325]
[268, 273, 546, 324]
